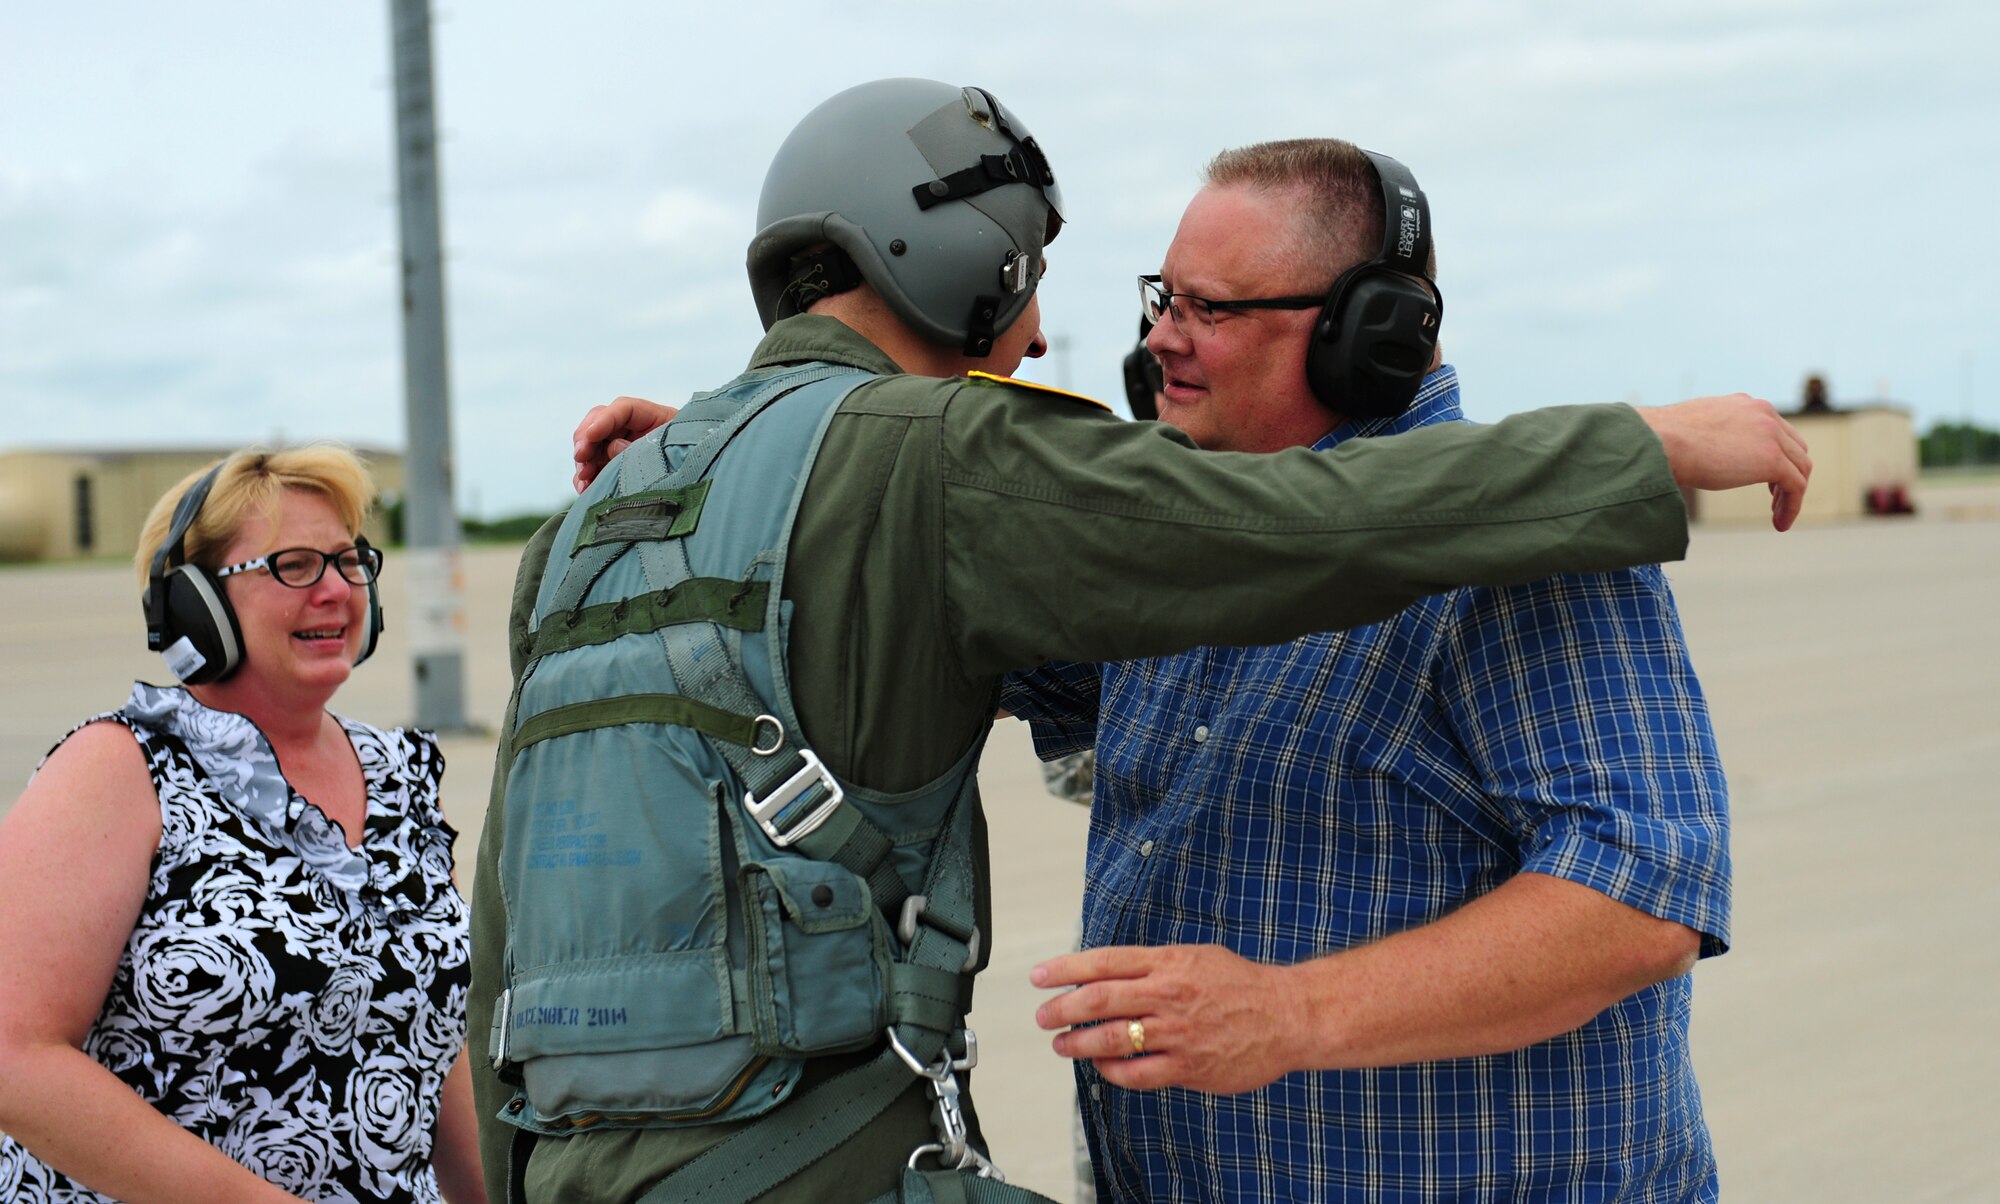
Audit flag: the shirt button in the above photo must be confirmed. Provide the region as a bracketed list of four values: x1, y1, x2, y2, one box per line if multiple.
[1138, 840, 1154, 857]
[1090, 1083, 1103, 1101]
[1193, 725, 1209, 743]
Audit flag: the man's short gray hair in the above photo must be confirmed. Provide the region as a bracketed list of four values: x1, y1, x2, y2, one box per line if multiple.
[1203, 139, 1438, 287]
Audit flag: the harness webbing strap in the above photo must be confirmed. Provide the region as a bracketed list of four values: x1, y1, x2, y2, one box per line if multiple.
[632, 1047, 1058, 1203]
[670, 363, 853, 484]
[791, 805, 905, 909]
[629, 731, 993, 1203]
[618, 367, 912, 911]
[510, 693, 759, 756]
[538, 364, 841, 625]
[643, 560, 908, 911]
[872, 1169, 1064, 1204]
[657, 392, 755, 449]
[635, 1045, 919, 1203]
[528, 579, 769, 660]
[887, 963, 974, 1036]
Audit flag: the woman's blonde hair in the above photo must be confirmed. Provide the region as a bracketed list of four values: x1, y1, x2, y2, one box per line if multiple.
[133, 445, 377, 589]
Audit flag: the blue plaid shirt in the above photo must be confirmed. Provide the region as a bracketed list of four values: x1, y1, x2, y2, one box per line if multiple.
[1001, 367, 1729, 1203]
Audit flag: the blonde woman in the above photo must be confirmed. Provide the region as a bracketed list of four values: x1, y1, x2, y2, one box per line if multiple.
[0, 447, 481, 1203]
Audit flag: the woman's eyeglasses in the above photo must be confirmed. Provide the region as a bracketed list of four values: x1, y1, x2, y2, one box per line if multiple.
[214, 544, 383, 588]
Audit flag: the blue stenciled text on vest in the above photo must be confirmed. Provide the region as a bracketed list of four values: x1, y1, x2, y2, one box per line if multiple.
[524, 798, 643, 870]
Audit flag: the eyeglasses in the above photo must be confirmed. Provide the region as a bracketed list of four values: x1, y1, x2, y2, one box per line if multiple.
[214, 544, 383, 589]
[1139, 274, 1323, 338]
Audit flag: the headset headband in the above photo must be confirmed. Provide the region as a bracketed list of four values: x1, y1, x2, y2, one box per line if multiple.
[1361, 150, 1432, 283]
[146, 462, 224, 652]
[1301, 149, 1443, 420]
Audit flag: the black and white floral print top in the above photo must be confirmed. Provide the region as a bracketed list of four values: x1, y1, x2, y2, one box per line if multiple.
[0, 683, 471, 1204]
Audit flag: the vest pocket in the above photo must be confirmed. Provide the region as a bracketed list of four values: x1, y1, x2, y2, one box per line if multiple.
[742, 857, 891, 1056]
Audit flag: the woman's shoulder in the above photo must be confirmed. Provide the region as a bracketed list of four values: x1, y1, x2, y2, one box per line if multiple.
[36, 716, 149, 788]
[39, 685, 155, 766]
[35, 685, 158, 787]
[11, 712, 161, 855]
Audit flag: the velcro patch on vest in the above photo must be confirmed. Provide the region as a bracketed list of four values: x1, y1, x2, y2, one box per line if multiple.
[577, 481, 712, 547]
[964, 370, 1111, 412]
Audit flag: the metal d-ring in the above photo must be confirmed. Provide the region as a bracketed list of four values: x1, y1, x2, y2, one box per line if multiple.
[750, 714, 785, 757]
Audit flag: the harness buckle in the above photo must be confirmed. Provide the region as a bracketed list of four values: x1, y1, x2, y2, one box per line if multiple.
[897, 894, 983, 974]
[743, 746, 844, 847]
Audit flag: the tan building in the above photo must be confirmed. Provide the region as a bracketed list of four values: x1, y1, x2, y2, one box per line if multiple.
[0, 446, 405, 564]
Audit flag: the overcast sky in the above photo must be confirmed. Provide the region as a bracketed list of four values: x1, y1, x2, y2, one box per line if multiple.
[4, 0, 1995, 517]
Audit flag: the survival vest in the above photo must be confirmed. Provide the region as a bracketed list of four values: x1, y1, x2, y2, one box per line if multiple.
[490, 362, 1047, 1202]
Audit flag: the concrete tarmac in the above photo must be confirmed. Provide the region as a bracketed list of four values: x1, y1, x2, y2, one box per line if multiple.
[2, 480, 1995, 1201]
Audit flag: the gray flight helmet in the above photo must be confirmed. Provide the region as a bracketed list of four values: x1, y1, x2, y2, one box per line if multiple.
[747, 77, 1064, 357]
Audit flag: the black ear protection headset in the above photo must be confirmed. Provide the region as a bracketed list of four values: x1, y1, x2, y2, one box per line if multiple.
[142, 461, 383, 685]
[1122, 315, 1163, 421]
[1303, 150, 1444, 421]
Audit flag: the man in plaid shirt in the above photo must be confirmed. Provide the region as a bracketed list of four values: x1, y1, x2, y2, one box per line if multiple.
[1009, 140, 1732, 1202]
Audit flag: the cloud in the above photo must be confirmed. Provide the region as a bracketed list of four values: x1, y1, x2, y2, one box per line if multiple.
[636, 186, 742, 249]
[3, 0, 1995, 517]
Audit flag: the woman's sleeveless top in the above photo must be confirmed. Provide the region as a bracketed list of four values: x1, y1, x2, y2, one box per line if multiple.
[0, 682, 471, 1203]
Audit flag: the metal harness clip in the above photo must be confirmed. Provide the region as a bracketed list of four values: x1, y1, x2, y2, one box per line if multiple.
[888, 1028, 1005, 1181]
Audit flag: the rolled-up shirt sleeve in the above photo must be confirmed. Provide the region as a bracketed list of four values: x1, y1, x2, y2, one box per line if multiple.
[1436, 564, 1732, 955]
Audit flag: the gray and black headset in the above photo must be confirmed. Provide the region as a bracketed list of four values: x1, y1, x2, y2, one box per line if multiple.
[142, 463, 382, 685]
[1303, 150, 1444, 421]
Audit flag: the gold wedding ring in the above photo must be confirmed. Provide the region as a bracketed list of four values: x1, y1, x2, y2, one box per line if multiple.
[1127, 1018, 1147, 1056]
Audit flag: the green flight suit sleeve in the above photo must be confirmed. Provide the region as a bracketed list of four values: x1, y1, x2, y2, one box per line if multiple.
[467, 511, 565, 1197]
[934, 384, 1688, 677]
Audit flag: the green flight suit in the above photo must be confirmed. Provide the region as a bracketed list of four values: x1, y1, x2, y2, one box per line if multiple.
[469, 314, 1689, 1202]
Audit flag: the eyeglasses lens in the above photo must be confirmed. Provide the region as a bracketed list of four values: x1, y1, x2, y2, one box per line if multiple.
[269, 548, 380, 587]
[1138, 279, 1212, 337]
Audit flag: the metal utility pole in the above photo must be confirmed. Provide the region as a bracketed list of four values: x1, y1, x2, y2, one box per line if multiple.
[1964, 353, 1977, 469]
[388, 0, 468, 730]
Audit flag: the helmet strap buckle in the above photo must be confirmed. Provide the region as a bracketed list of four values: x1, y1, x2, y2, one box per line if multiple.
[998, 251, 1033, 296]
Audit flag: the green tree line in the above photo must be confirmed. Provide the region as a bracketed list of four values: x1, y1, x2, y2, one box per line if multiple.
[1920, 422, 2000, 468]
[380, 497, 554, 544]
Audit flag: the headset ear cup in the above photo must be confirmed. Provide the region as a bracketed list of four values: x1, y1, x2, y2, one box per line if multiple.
[1305, 282, 1349, 414]
[1304, 270, 1440, 421]
[352, 577, 383, 668]
[159, 565, 244, 685]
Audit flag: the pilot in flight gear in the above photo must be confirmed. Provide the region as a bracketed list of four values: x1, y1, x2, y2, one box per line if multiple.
[468, 77, 1696, 1204]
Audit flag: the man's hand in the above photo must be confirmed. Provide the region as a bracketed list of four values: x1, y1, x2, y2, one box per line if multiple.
[572, 395, 679, 492]
[1638, 394, 1812, 531]
[1032, 945, 1306, 1094]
